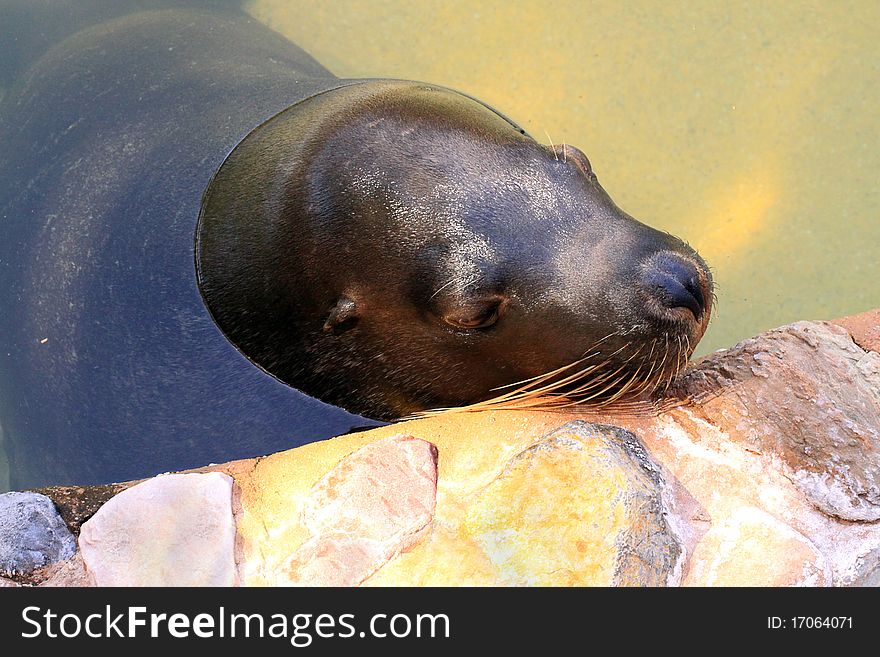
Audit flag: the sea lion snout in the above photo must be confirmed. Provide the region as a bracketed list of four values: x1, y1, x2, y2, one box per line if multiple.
[640, 251, 712, 325]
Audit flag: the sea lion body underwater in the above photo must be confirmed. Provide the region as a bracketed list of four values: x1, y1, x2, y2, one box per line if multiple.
[0, 4, 713, 489]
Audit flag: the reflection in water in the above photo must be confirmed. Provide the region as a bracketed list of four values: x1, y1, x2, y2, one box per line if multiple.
[690, 162, 779, 291]
[0, 420, 7, 492]
[248, 0, 880, 355]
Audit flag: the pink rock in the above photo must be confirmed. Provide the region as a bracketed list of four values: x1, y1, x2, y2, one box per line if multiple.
[673, 321, 880, 521]
[683, 507, 830, 586]
[38, 554, 96, 587]
[79, 472, 236, 586]
[281, 435, 438, 586]
[833, 308, 880, 354]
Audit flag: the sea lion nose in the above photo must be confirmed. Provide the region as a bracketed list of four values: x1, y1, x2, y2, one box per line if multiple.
[642, 252, 707, 320]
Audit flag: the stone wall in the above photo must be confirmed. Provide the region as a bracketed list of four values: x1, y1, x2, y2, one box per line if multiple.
[2, 310, 879, 586]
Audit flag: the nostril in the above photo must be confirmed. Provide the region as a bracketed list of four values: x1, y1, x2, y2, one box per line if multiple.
[643, 253, 706, 319]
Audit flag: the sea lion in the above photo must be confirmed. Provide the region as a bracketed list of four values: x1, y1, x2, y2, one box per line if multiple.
[0, 4, 712, 489]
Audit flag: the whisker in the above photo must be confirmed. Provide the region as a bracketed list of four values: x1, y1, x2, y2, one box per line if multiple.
[412, 321, 700, 419]
[661, 334, 676, 392]
[603, 345, 649, 403]
[488, 330, 623, 396]
[559, 358, 621, 395]
[632, 339, 660, 394]
[522, 362, 605, 396]
[428, 278, 457, 300]
[579, 331, 618, 357]
[490, 352, 597, 391]
[545, 130, 558, 161]
[581, 364, 641, 403]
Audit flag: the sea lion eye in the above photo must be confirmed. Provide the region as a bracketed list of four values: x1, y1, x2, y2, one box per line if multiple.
[443, 299, 503, 330]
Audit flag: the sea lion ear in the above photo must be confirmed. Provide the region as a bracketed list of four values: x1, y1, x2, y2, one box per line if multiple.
[323, 297, 359, 334]
[550, 143, 594, 178]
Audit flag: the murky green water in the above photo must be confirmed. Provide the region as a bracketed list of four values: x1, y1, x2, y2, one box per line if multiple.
[249, 0, 880, 356]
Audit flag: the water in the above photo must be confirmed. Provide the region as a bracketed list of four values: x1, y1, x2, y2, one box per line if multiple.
[0, 420, 7, 492]
[0, 1, 877, 490]
[248, 0, 880, 356]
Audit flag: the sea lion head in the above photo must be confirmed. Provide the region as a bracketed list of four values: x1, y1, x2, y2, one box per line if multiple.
[197, 81, 713, 420]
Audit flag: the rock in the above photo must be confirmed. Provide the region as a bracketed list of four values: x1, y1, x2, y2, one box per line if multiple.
[683, 507, 830, 586]
[205, 316, 880, 587]
[0, 577, 19, 587]
[234, 414, 581, 587]
[37, 553, 95, 587]
[673, 321, 880, 521]
[236, 421, 678, 586]
[462, 422, 681, 586]
[615, 317, 880, 585]
[238, 434, 438, 586]
[78, 472, 236, 586]
[34, 483, 131, 536]
[850, 547, 880, 586]
[834, 308, 880, 354]
[0, 491, 76, 575]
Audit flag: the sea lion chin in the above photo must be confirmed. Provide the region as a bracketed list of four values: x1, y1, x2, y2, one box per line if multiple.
[196, 80, 713, 420]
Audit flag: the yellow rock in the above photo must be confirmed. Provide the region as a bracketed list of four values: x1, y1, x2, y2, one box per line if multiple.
[463, 432, 633, 586]
[236, 418, 680, 586]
